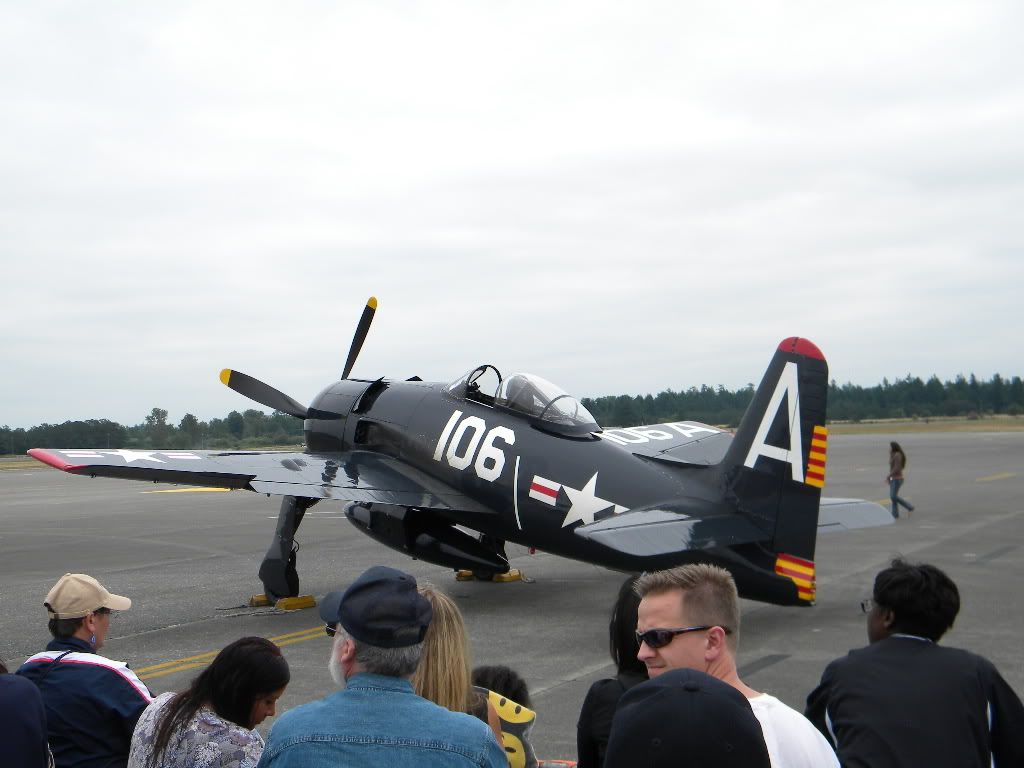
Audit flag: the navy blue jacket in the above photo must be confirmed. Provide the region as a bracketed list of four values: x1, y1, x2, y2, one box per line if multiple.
[17, 637, 152, 768]
[2, 672, 51, 768]
[806, 635, 1024, 768]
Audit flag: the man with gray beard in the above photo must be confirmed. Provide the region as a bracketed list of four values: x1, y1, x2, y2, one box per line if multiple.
[256, 565, 506, 768]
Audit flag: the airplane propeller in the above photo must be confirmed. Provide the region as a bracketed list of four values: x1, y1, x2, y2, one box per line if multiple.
[342, 296, 377, 380]
[219, 369, 309, 419]
[219, 296, 378, 418]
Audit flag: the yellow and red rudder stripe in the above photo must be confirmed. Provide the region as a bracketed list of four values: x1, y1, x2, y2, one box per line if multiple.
[775, 553, 816, 602]
[805, 425, 828, 488]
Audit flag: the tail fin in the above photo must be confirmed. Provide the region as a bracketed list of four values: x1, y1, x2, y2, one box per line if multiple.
[719, 338, 829, 571]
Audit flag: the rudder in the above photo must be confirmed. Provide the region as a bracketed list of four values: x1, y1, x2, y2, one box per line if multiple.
[718, 338, 829, 582]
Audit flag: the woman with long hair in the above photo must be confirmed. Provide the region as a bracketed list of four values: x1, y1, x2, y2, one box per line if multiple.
[412, 585, 512, 752]
[128, 636, 289, 768]
[888, 441, 915, 519]
[576, 575, 648, 768]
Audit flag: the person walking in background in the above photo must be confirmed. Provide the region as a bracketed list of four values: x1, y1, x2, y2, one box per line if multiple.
[887, 441, 914, 518]
[576, 575, 647, 768]
[128, 636, 289, 768]
[805, 558, 1024, 767]
[18, 573, 153, 768]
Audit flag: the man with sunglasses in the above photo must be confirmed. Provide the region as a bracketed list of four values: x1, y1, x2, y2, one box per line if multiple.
[805, 558, 1024, 767]
[17, 573, 152, 768]
[258, 565, 506, 768]
[635, 564, 838, 767]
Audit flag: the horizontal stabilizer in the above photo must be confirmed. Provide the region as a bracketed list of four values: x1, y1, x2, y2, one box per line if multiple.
[575, 506, 770, 557]
[817, 498, 894, 532]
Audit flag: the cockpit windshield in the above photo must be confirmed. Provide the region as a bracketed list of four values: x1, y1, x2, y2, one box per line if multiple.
[446, 365, 600, 435]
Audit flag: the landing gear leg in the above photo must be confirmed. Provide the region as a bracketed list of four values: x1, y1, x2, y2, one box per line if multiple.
[259, 495, 319, 601]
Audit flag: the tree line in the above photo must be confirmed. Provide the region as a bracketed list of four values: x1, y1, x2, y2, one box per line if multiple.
[3, 372, 1022, 455]
[583, 372, 1024, 428]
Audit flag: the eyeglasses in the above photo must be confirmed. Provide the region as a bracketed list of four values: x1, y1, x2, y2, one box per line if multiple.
[860, 599, 876, 614]
[325, 622, 337, 637]
[635, 625, 732, 649]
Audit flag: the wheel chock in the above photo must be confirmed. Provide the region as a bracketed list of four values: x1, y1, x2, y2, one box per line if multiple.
[492, 569, 523, 583]
[248, 593, 273, 608]
[274, 595, 317, 611]
[455, 570, 475, 581]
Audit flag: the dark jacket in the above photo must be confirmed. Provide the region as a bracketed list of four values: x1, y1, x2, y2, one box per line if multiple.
[805, 635, 1024, 768]
[2, 672, 52, 768]
[576, 671, 647, 768]
[17, 637, 152, 768]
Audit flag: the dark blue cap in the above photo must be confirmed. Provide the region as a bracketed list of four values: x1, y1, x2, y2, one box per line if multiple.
[605, 669, 770, 768]
[320, 565, 432, 648]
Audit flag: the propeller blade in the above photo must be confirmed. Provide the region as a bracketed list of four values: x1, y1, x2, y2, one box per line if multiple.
[342, 296, 378, 379]
[219, 369, 309, 419]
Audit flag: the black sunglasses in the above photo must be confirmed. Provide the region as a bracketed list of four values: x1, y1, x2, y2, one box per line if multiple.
[635, 625, 732, 649]
[325, 622, 338, 637]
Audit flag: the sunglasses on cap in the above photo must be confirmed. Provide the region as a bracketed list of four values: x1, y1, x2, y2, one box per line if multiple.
[325, 622, 338, 637]
[636, 625, 732, 649]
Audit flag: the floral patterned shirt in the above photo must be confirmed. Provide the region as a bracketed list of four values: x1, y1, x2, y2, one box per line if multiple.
[129, 692, 264, 768]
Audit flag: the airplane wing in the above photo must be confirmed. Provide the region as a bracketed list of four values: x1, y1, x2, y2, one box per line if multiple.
[573, 501, 771, 557]
[574, 496, 892, 558]
[602, 421, 733, 466]
[817, 497, 894, 532]
[27, 448, 489, 513]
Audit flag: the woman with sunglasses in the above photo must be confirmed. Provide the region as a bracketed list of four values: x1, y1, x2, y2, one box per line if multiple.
[576, 575, 648, 768]
[128, 636, 289, 768]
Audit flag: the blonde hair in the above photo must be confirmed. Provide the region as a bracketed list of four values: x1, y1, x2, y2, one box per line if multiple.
[635, 564, 741, 651]
[411, 584, 473, 713]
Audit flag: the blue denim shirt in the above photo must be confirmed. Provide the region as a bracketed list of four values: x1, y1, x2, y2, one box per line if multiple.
[257, 673, 507, 768]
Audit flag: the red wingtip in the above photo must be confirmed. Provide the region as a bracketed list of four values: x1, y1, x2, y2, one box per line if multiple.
[778, 337, 824, 361]
[27, 449, 85, 472]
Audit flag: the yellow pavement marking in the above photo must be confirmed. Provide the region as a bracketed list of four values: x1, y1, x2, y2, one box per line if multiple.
[975, 472, 1018, 483]
[142, 487, 233, 494]
[136, 626, 324, 680]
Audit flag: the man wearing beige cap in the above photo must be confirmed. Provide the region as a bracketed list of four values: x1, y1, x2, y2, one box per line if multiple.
[18, 573, 153, 768]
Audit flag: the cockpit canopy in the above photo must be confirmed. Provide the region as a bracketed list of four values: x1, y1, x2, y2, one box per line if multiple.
[447, 365, 600, 436]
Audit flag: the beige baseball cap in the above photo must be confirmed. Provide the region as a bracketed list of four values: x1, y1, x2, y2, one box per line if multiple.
[44, 573, 132, 619]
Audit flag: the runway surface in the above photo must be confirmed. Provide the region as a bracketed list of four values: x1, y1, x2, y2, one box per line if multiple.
[2, 431, 1022, 761]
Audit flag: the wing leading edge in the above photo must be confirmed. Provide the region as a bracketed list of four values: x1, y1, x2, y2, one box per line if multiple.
[27, 448, 488, 513]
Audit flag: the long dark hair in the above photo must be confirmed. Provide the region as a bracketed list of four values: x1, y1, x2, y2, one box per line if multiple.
[890, 441, 907, 467]
[611, 575, 646, 676]
[148, 637, 289, 768]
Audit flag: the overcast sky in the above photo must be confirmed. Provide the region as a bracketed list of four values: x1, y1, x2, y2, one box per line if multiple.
[2, 2, 1022, 429]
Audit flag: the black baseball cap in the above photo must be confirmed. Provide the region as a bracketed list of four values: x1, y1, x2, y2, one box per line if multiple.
[605, 668, 770, 768]
[319, 565, 432, 648]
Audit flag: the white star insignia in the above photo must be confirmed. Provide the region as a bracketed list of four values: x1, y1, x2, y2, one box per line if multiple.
[561, 472, 615, 527]
[102, 449, 166, 464]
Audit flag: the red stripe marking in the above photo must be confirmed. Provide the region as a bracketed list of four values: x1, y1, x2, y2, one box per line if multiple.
[530, 483, 558, 499]
[777, 337, 824, 360]
[808, 458, 826, 468]
[27, 449, 86, 473]
[777, 553, 815, 569]
[774, 565, 815, 581]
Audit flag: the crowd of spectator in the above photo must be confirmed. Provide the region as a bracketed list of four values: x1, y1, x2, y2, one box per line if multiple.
[5, 558, 1023, 768]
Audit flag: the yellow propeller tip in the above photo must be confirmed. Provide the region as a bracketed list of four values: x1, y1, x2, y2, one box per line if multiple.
[367, 296, 378, 309]
[219, 369, 232, 386]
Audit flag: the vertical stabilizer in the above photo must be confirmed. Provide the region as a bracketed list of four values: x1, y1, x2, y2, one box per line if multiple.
[719, 338, 829, 576]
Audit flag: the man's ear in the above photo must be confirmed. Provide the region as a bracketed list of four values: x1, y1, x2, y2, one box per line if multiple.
[704, 626, 729, 661]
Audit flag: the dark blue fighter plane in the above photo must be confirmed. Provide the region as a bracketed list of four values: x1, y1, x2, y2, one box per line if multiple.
[30, 298, 890, 606]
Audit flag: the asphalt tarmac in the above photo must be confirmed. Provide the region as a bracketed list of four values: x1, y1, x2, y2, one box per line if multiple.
[2, 431, 1022, 761]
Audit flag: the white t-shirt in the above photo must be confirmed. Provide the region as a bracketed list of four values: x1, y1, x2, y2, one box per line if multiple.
[748, 693, 839, 768]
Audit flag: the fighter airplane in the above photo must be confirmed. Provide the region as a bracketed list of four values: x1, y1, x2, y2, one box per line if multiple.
[29, 298, 890, 607]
